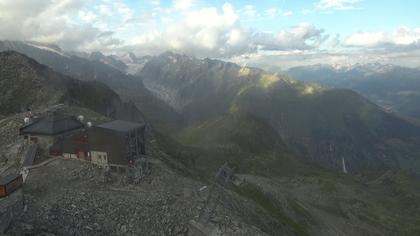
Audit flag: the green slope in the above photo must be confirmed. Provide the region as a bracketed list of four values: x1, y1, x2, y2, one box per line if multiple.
[234, 79, 420, 176]
[177, 112, 304, 176]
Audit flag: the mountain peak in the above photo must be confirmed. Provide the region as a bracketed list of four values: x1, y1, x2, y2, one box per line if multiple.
[127, 52, 138, 61]
[352, 62, 397, 74]
[157, 51, 196, 62]
[88, 51, 127, 72]
[89, 51, 106, 59]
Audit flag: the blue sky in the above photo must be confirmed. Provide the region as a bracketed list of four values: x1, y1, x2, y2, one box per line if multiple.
[1, 0, 420, 69]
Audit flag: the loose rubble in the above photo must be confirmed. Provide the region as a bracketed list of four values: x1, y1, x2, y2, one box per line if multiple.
[2, 158, 268, 236]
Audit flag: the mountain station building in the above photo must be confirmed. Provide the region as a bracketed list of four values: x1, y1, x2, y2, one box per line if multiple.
[19, 112, 84, 149]
[50, 120, 146, 170]
[19, 112, 146, 170]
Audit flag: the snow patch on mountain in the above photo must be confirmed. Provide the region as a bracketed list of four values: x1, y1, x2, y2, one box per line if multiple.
[26, 42, 69, 58]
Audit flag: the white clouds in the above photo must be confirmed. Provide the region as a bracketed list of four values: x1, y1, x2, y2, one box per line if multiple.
[127, 3, 252, 57]
[173, 0, 194, 10]
[79, 10, 98, 23]
[115, 2, 135, 23]
[264, 8, 293, 17]
[254, 24, 328, 51]
[245, 26, 420, 70]
[125, 4, 329, 58]
[345, 32, 386, 47]
[0, 0, 330, 60]
[344, 26, 420, 49]
[96, 3, 113, 17]
[317, 0, 361, 10]
[184, 4, 239, 29]
[0, 0, 125, 51]
[265, 8, 280, 17]
[282, 11, 293, 17]
[150, 0, 161, 6]
[227, 29, 243, 45]
[242, 5, 258, 17]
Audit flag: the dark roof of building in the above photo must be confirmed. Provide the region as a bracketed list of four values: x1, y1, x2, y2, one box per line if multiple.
[0, 174, 21, 186]
[96, 120, 144, 133]
[19, 112, 84, 136]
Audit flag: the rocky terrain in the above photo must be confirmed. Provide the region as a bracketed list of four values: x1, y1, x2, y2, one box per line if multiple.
[3, 157, 269, 236]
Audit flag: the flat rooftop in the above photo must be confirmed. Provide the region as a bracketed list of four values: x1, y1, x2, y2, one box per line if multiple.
[0, 174, 21, 186]
[96, 120, 145, 133]
[19, 112, 84, 136]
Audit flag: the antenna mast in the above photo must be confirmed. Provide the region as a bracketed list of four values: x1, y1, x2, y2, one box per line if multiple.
[342, 157, 348, 174]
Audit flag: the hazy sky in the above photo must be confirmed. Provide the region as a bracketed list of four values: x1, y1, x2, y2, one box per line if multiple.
[0, 0, 419, 69]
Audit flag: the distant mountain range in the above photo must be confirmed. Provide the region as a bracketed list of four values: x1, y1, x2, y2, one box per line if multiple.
[2, 40, 420, 177]
[138, 52, 420, 176]
[76, 50, 151, 75]
[288, 63, 420, 120]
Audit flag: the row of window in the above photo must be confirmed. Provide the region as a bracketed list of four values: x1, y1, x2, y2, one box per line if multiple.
[97, 154, 107, 160]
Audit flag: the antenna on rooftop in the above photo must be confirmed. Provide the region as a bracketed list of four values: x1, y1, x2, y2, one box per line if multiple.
[342, 157, 348, 174]
[23, 117, 30, 124]
[77, 115, 84, 122]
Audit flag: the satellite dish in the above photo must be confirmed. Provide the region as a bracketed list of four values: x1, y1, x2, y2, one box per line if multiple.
[87, 122, 92, 127]
[77, 115, 84, 122]
[24, 117, 30, 124]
